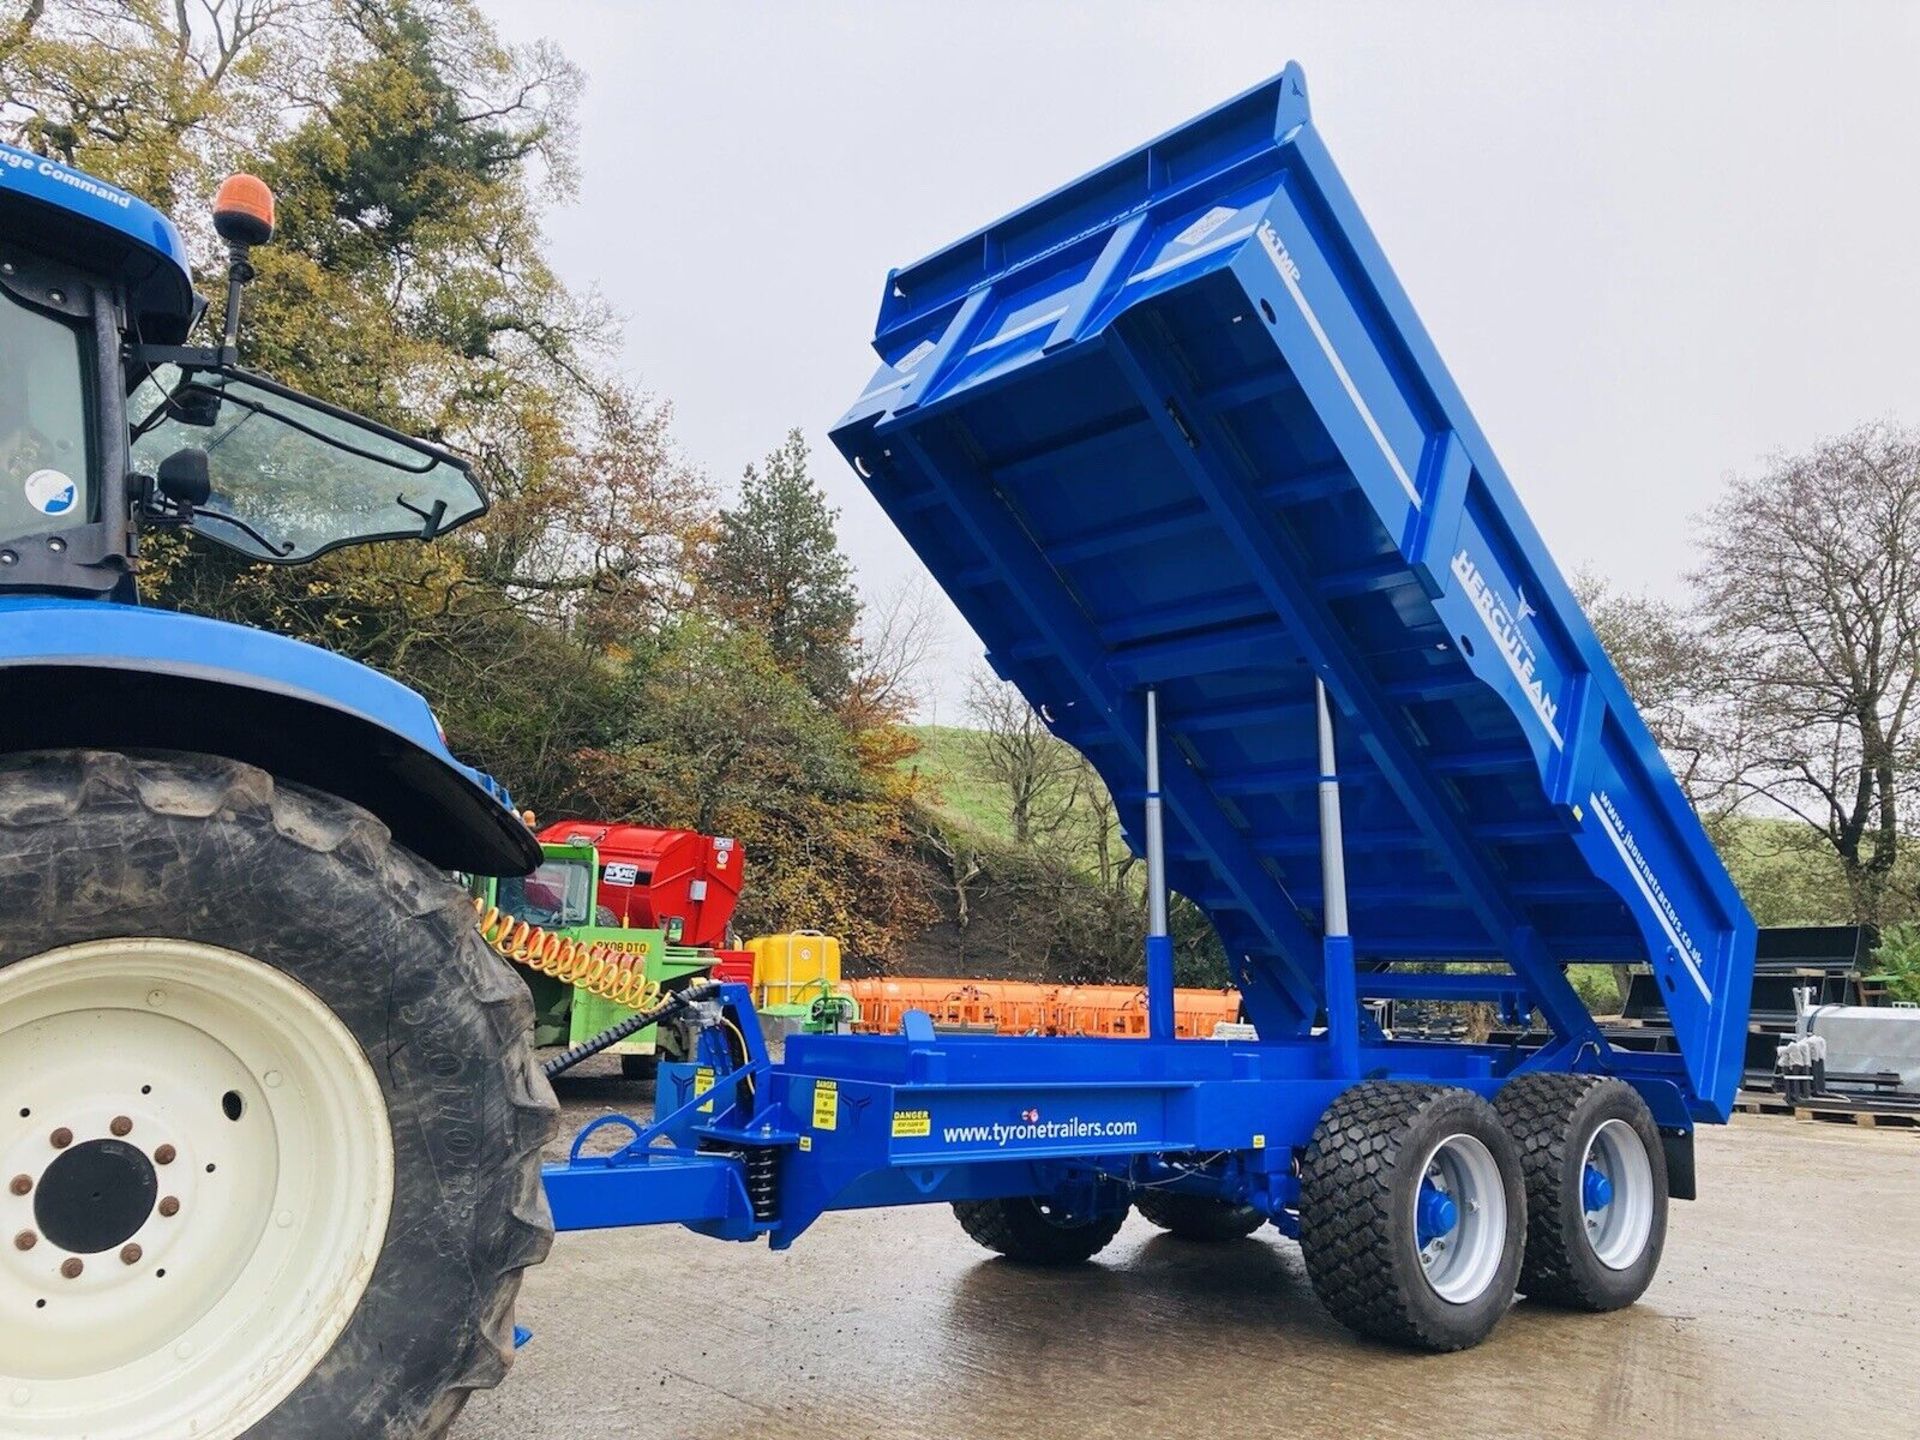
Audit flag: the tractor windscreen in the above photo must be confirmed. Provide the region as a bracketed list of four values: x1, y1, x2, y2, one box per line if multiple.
[128, 365, 485, 563]
[496, 858, 594, 930]
[0, 287, 92, 547]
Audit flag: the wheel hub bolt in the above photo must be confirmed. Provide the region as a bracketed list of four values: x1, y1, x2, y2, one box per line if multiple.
[12, 1230, 34, 1251]
[59, 1257, 82, 1279]
[153, 1144, 176, 1166]
[120, 1243, 142, 1265]
[49, 1128, 71, 1150]
[7, 1174, 29, 1196]
[109, 1116, 133, 1138]
[158, 1196, 180, 1218]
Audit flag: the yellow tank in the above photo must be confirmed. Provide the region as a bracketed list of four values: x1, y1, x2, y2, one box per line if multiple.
[747, 930, 842, 1009]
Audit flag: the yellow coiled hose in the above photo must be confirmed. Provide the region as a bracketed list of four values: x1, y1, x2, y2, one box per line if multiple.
[473, 899, 665, 1011]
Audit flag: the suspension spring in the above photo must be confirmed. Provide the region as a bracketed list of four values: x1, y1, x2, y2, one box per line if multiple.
[743, 1145, 780, 1222]
[698, 1138, 780, 1223]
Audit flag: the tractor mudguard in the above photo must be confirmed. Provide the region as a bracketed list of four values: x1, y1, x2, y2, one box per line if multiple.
[0, 595, 538, 874]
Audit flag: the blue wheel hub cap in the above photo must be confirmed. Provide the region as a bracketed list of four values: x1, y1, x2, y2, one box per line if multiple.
[1416, 1182, 1459, 1246]
[1582, 1163, 1613, 1213]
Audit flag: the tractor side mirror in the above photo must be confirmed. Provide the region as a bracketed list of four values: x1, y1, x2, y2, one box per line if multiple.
[166, 384, 223, 428]
[156, 447, 212, 508]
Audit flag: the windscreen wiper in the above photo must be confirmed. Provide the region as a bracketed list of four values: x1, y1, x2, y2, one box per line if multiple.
[393, 493, 448, 539]
[190, 507, 295, 558]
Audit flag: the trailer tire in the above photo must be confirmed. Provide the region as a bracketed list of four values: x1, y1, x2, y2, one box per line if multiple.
[1299, 1082, 1525, 1351]
[1495, 1073, 1667, 1310]
[0, 750, 556, 1440]
[952, 1193, 1127, 1265]
[1132, 1188, 1265, 1241]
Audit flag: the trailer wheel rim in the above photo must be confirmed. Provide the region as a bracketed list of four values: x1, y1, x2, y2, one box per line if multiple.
[1579, 1117, 1654, 1270]
[1412, 1133, 1506, 1304]
[0, 939, 394, 1440]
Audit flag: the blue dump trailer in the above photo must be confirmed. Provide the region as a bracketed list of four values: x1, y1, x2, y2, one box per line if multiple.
[0, 60, 1754, 1439]
[543, 64, 1755, 1352]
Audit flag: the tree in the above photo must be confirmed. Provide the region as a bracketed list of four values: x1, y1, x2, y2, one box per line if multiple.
[1691, 423, 1920, 926]
[699, 428, 861, 708]
[3, 2, 709, 811]
[1576, 570, 1730, 811]
[571, 618, 934, 963]
[916, 812, 985, 933]
[964, 668, 1085, 844]
[845, 572, 944, 728]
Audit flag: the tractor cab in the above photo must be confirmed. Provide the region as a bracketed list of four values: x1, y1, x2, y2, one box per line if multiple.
[0, 146, 535, 877]
[0, 146, 486, 594]
[493, 842, 608, 931]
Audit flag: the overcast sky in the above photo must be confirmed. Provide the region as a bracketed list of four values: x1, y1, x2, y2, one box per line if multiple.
[478, 1, 1920, 719]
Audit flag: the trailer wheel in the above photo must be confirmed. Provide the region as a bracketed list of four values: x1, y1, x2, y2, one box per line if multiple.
[1495, 1074, 1667, 1310]
[952, 1192, 1127, 1265]
[1299, 1082, 1525, 1351]
[1132, 1188, 1264, 1241]
[0, 751, 556, 1440]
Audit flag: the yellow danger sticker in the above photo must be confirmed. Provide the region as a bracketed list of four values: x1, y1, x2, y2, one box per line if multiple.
[1252, 1133, 1267, 1150]
[695, 1065, 715, 1113]
[812, 1079, 838, 1131]
[798, 1135, 812, 1152]
[891, 1108, 931, 1139]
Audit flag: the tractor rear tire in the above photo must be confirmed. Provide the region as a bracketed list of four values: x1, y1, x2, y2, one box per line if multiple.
[0, 750, 556, 1439]
[1495, 1073, 1668, 1310]
[952, 1194, 1127, 1265]
[1132, 1188, 1265, 1241]
[1299, 1082, 1525, 1352]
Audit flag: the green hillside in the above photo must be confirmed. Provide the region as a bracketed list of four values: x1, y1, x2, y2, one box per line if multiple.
[901, 725, 1020, 838]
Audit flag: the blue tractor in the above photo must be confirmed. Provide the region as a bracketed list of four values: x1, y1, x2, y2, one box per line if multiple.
[0, 159, 551, 1435]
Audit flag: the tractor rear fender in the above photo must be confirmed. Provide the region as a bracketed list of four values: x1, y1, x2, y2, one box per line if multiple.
[0, 596, 540, 875]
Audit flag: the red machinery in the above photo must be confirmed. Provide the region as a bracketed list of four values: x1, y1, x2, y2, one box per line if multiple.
[535, 821, 744, 948]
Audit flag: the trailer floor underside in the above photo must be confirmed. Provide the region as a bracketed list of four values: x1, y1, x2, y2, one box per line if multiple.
[455, 1064, 1918, 1440]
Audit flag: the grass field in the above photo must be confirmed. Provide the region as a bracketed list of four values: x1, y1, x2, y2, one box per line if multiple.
[899, 725, 1019, 838]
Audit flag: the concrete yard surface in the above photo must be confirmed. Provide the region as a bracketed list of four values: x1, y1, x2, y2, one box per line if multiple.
[455, 1079, 1919, 1440]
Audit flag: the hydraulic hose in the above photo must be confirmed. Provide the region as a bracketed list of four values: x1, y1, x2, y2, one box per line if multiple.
[542, 980, 724, 1080]
[474, 899, 666, 1010]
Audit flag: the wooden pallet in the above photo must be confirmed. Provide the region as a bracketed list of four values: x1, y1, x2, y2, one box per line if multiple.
[1734, 1094, 1920, 1129]
[1793, 1105, 1919, 1130]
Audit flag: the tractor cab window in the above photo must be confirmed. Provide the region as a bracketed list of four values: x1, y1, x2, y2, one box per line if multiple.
[0, 287, 92, 546]
[496, 859, 593, 930]
[128, 365, 485, 563]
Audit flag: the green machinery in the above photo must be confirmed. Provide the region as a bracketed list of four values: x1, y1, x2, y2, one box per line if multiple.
[471, 841, 720, 1075]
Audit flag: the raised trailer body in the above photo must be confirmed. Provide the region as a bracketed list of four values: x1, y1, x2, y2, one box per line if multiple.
[543, 64, 1753, 1347]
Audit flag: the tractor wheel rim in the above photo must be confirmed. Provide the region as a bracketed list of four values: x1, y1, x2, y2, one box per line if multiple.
[0, 939, 394, 1440]
[1412, 1133, 1506, 1304]
[1580, 1117, 1654, 1270]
